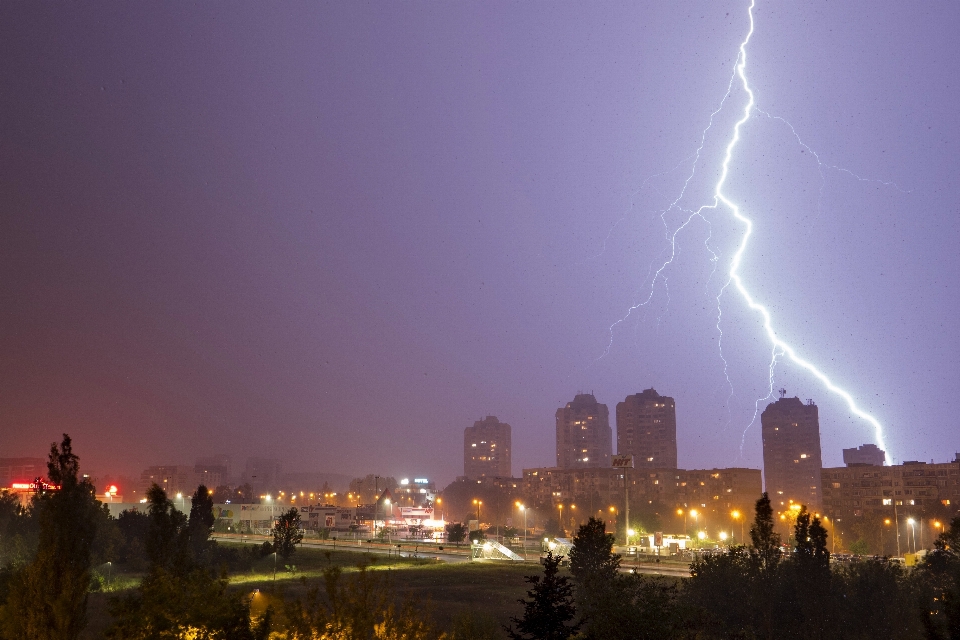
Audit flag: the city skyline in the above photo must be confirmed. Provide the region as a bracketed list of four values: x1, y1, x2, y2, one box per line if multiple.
[2, 384, 956, 487]
[1, 1, 957, 483]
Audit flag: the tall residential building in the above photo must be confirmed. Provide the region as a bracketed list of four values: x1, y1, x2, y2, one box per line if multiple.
[616, 388, 678, 469]
[761, 395, 823, 511]
[556, 393, 612, 469]
[463, 416, 512, 479]
[842, 444, 886, 467]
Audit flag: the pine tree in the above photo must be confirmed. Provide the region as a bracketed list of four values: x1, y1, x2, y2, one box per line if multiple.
[187, 484, 215, 563]
[569, 517, 620, 584]
[750, 492, 781, 569]
[506, 552, 581, 640]
[569, 517, 620, 636]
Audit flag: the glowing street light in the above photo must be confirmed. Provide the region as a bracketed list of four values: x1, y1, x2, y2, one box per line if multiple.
[472, 499, 482, 525]
[731, 510, 744, 542]
[719, 531, 728, 542]
[516, 502, 528, 559]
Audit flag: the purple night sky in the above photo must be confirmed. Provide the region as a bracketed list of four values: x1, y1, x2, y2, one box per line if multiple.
[1, 1, 957, 485]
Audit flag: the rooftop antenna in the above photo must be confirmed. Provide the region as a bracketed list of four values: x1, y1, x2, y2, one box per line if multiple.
[778, 388, 787, 399]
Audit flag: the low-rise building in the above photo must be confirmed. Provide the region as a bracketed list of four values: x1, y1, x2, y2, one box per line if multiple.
[139, 465, 205, 498]
[821, 455, 960, 521]
[0, 457, 46, 487]
[521, 465, 761, 533]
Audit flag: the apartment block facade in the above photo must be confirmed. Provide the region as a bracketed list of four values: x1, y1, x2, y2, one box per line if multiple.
[761, 395, 824, 511]
[556, 393, 612, 469]
[821, 455, 960, 521]
[463, 416, 512, 479]
[616, 388, 678, 469]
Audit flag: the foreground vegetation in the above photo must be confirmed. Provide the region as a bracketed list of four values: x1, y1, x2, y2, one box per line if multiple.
[3, 435, 960, 639]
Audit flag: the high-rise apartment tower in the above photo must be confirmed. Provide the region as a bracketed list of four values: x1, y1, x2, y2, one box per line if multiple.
[761, 395, 823, 511]
[616, 388, 678, 469]
[556, 393, 612, 469]
[463, 416, 512, 479]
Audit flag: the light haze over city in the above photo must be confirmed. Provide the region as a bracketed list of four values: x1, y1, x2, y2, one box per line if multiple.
[1, 0, 957, 483]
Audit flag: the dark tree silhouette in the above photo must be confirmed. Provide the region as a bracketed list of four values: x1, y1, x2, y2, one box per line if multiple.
[506, 552, 581, 640]
[445, 522, 468, 547]
[919, 515, 960, 638]
[187, 485, 215, 562]
[794, 506, 830, 572]
[144, 484, 191, 575]
[273, 508, 304, 560]
[750, 492, 781, 569]
[0, 434, 100, 640]
[569, 517, 620, 583]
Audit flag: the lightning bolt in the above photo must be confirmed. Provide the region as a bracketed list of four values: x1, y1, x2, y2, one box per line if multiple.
[716, 0, 890, 461]
[601, 0, 893, 463]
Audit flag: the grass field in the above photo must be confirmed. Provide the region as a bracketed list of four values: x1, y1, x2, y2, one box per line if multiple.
[82, 544, 536, 638]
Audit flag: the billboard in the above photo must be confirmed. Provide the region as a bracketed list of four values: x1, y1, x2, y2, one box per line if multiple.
[611, 455, 634, 468]
[399, 507, 435, 525]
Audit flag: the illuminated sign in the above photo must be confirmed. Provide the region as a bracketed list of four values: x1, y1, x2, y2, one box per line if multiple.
[611, 456, 634, 469]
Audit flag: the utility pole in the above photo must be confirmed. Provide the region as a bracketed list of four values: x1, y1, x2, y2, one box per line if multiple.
[894, 503, 901, 557]
[624, 475, 630, 547]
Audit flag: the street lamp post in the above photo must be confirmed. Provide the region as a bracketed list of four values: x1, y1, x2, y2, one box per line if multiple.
[383, 499, 391, 542]
[882, 518, 891, 556]
[731, 510, 743, 543]
[273, 552, 278, 582]
[473, 499, 483, 529]
[908, 518, 917, 554]
[894, 503, 901, 557]
[374, 476, 380, 540]
[517, 503, 528, 559]
[557, 503, 563, 536]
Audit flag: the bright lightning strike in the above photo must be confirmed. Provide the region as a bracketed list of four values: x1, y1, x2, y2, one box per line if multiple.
[602, 0, 892, 463]
[716, 0, 890, 461]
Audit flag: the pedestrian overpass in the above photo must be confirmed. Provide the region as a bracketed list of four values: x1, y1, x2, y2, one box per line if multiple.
[471, 539, 524, 561]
